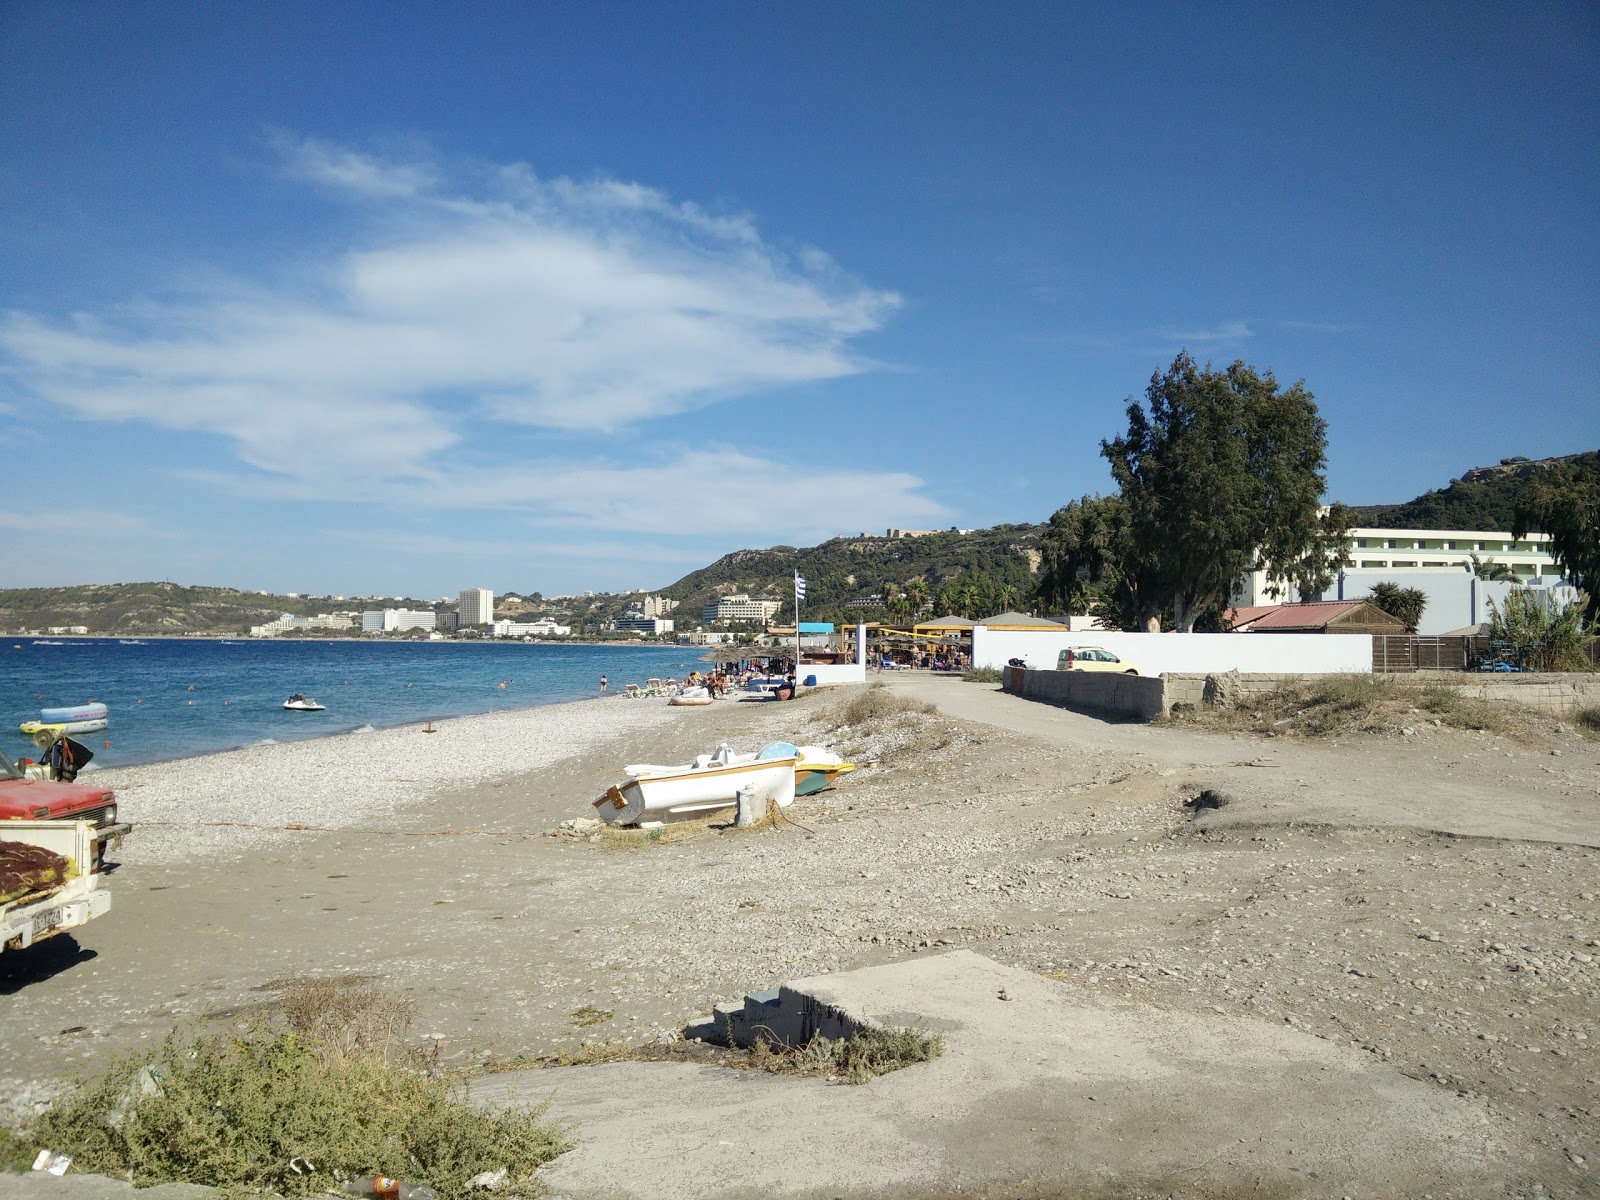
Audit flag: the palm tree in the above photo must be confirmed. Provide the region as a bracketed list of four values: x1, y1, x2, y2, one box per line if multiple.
[1470, 552, 1516, 582]
[903, 579, 930, 622]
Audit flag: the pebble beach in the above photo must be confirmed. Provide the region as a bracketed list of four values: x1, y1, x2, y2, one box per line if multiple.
[97, 696, 684, 864]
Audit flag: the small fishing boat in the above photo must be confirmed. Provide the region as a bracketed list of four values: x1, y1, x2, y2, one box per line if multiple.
[594, 742, 798, 828]
[19, 702, 109, 737]
[282, 694, 326, 712]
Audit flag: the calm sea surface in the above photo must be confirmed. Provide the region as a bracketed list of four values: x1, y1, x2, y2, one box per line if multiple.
[2, 639, 699, 768]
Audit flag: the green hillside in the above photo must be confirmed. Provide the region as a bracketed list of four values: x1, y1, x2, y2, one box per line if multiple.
[660, 525, 1045, 622]
[1349, 452, 1596, 530]
[0, 583, 430, 636]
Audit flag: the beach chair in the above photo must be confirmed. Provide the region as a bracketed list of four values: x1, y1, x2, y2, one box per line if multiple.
[624, 683, 644, 700]
[646, 677, 664, 696]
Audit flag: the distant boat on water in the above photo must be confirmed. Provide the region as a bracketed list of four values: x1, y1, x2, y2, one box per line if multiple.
[282, 693, 326, 712]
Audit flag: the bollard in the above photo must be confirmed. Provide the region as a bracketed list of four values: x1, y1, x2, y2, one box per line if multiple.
[735, 785, 769, 828]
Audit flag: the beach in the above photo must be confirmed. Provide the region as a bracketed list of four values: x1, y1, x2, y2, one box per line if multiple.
[3, 677, 1598, 1197]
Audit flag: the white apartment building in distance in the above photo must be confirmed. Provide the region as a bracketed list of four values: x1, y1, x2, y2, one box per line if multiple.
[638, 594, 679, 618]
[491, 618, 571, 638]
[1234, 525, 1561, 607]
[361, 609, 438, 633]
[701, 594, 781, 624]
[459, 588, 494, 626]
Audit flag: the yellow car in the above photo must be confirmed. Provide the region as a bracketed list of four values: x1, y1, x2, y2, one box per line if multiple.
[1056, 646, 1141, 675]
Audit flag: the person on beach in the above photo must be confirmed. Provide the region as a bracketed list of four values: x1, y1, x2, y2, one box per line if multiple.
[599, 675, 607, 693]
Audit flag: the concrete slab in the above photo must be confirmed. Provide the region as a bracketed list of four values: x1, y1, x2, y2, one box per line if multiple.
[0, 1176, 209, 1200]
[475, 951, 1507, 1199]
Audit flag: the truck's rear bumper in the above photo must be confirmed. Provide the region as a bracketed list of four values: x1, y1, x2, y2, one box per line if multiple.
[3, 888, 111, 952]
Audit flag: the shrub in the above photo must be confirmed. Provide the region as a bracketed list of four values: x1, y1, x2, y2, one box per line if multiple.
[961, 666, 1002, 683]
[749, 1026, 943, 1084]
[1488, 588, 1594, 672]
[1576, 705, 1600, 736]
[836, 685, 935, 729]
[27, 981, 568, 1197]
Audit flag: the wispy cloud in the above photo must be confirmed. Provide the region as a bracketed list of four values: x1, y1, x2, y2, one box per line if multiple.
[183, 447, 946, 541]
[0, 136, 902, 491]
[1277, 319, 1354, 335]
[1158, 319, 1253, 346]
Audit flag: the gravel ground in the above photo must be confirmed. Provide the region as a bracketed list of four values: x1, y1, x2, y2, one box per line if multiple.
[3, 677, 1598, 1197]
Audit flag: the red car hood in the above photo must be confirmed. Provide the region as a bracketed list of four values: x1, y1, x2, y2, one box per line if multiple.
[0, 777, 115, 822]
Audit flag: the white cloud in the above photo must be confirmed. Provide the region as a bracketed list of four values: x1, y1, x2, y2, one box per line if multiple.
[0, 136, 901, 488]
[1159, 320, 1253, 345]
[183, 447, 946, 543]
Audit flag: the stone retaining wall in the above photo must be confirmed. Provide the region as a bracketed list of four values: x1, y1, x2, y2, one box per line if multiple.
[1002, 665, 1167, 721]
[1004, 667, 1600, 722]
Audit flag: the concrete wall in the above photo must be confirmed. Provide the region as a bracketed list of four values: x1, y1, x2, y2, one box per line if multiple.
[1459, 674, 1600, 716]
[1003, 666, 1166, 721]
[800, 662, 867, 687]
[973, 627, 1373, 676]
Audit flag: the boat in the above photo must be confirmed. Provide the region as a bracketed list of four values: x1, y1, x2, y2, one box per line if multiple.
[19, 702, 109, 737]
[282, 694, 326, 712]
[667, 686, 714, 707]
[593, 742, 799, 828]
[755, 741, 857, 795]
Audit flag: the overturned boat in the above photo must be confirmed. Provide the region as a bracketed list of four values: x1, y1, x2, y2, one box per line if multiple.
[594, 742, 798, 828]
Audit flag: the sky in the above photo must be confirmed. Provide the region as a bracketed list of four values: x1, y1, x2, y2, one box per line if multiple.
[2, 2, 1597, 598]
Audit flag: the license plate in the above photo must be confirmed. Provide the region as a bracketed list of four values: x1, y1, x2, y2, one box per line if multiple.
[31, 906, 65, 935]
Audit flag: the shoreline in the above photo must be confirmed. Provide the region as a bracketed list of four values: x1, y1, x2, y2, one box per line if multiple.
[98, 691, 693, 865]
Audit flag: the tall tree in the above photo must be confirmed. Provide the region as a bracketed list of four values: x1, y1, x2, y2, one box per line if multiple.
[1101, 352, 1353, 632]
[902, 579, 930, 621]
[1367, 581, 1427, 631]
[1468, 552, 1516, 582]
[1513, 453, 1600, 621]
[1036, 494, 1156, 630]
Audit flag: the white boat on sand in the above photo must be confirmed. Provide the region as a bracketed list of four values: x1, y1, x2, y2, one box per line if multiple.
[594, 742, 797, 828]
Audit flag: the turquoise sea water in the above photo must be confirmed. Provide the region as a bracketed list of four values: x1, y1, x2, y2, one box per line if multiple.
[2, 638, 697, 768]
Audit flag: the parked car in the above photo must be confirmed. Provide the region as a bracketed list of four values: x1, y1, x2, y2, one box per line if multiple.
[1056, 646, 1141, 675]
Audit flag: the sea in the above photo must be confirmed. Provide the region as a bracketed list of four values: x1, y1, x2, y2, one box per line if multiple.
[2, 638, 700, 768]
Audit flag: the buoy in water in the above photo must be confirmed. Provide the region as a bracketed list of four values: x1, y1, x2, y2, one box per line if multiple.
[104, 740, 110, 749]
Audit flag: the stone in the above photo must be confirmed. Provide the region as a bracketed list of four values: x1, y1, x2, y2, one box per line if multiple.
[1202, 670, 1244, 708]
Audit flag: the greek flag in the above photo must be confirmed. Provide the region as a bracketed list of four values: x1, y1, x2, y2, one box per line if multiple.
[794, 573, 807, 604]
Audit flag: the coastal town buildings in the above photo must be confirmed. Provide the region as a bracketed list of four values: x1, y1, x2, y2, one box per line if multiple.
[702, 594, 781, 624]
[458, 588, 494, 626]
[490, 618, 571, 638]
[249, 613, 359, 637]
[637, 594, 679, 618]
[361, 609, 437, 633]
[614, 616, 674, 635]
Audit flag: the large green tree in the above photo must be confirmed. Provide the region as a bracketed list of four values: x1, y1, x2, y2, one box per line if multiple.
[1513, 452, 1600, 621]
[1100, 353, 1353, 632]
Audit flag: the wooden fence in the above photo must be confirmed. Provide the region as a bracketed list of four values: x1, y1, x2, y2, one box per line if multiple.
[1372, 635, 1482, 673]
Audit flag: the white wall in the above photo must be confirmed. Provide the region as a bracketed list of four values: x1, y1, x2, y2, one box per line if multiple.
[800, 663, 867, 686]
[971, 627, 1372, 675]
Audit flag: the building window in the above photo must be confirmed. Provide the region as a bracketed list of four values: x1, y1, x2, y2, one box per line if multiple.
[1393, 560, 1417, 567]
[1446, 541, 1456, 550]
[1386, 539, 1397, 549]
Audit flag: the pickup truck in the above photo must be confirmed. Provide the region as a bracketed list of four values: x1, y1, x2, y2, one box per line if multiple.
[1, 747, 129, 951]
[2, 819, 115, 953]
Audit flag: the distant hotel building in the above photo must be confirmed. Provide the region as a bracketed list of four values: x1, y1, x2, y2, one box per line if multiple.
[491, 618, 571, 638]
[702, 594, 781, 624]
[614, 616, 675, 635]
[250, 613, 358, 637]
[637, 594, 679, 618]
[459, 588, 494, 626]
[361, 609, 437, 633]
[1234, 525, 1561, 608]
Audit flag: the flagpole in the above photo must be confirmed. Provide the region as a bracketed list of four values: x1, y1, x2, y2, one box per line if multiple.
[794, 571, 802, 689]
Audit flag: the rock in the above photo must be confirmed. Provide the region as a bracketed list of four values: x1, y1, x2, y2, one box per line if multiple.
[1202, 670, 1244, 708]
[554, 817, 604, 837]
[1184, 789, 1232, 812]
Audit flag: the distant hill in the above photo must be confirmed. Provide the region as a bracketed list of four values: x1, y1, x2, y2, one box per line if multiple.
[660, 525, 1045, 621]
[1349, 451, 1597, 530]
[0, 583, 432, 636]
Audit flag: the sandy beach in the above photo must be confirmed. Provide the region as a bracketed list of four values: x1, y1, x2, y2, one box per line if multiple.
[3, 677, 1598, 1198]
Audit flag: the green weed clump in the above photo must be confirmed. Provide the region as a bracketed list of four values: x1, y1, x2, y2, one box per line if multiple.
[1576, 705, 1600, 737]
[25, 981, 568, 1197]
[750, 1026, 943, 1084]
[961, 666, 1003, 683]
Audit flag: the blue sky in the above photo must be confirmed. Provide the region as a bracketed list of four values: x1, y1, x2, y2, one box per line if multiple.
[3, 2, 1596, 598]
